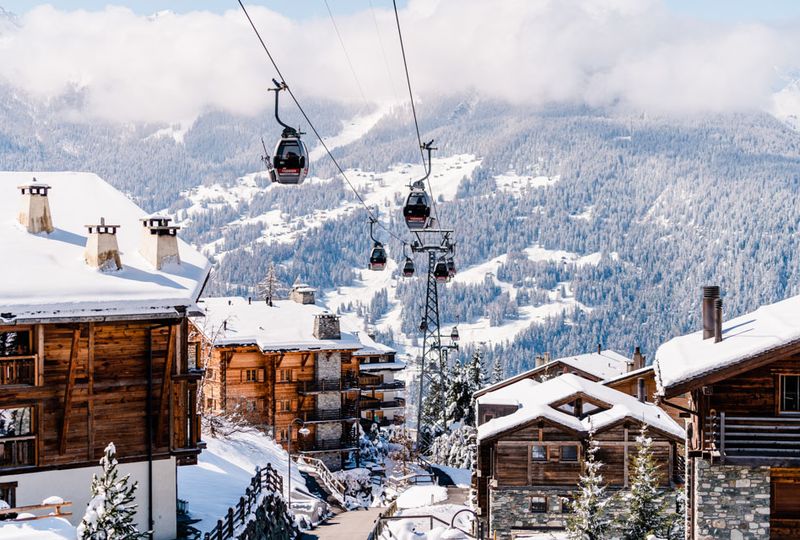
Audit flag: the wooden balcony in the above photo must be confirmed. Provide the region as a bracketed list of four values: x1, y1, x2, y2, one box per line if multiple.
[0, 355, 36, 386]
[0, 436, 36, 470]
[302, 407, 359, 423]
[296, 377, 359, 394]
[705, 414, 800, 465]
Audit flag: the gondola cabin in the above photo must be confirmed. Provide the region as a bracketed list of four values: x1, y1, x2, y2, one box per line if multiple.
[369, 243, 387, 271]
[446, 257, 457, 278]
[271, 137, 309, 185]
[402, 190, 431, 230]
[433, 258, 449, 283]
[402, 257, 415, 277]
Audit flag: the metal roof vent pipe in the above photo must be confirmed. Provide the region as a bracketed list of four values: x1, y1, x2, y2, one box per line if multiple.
[702, 286, 720, 340]
[18, 178, 54, 234]
[714, 298, 723, 343]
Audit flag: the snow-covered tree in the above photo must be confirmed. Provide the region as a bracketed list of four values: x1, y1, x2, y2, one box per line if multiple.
[77, 443, 146, 540]
[619, 424, 667, 540]
[490, 357, 504, 384]
[257, 263, 286, 306]
[420, 354, 448, 444]
[566, 427, 611, 540]
[429, 424, 477, 469]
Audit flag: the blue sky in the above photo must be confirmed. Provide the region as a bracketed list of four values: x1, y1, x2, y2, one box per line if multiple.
[3, 0, 800, 22]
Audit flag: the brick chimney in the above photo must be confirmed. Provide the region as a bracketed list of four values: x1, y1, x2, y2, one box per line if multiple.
[84, 217, 122, 271]
[313, 313, 341, 340]
[290, 282, 316, 305]
[702, 286, 720, 340]
[139, 215, 180, 270]
[17, 178, 54, 234]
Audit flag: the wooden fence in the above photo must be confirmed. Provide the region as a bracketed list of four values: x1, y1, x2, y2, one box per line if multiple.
[0, 500, 72, 521]
[203, 463, 292, 540]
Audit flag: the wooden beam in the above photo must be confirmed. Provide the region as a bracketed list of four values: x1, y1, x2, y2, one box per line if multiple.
[87, 323, 95, 460]
[35, 325, 44, 386]
[157, 325, 176, 447]
[276, 353, 285, 368]
[623, 427, 629, 487]
[59, 328, 80, 456]
[301, 352, 311, 367]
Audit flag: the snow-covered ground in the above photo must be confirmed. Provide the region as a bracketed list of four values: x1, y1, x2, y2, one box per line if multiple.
[177, 423, 320, 533]
[0, 517, 75, 540]
[396, 485, 449, 509]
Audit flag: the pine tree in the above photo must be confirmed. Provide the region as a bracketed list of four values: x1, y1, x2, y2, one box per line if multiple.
[620, 424, 667, 540]
[490, 357, 504, 384]
[77, 443, 146, 540]
[420, 354, 448, 445]
[257, 263, 285, 306]
[566, 427, 611, 540]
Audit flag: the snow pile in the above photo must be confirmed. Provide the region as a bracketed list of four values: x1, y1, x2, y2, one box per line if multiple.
[477, 374, 685, 442]
[655, 293, 800, 393]
[334, 468, 376, 508]
[178, 421, 320, 533]
[396, 485, 448, 509]
[0, 517, 76, 540]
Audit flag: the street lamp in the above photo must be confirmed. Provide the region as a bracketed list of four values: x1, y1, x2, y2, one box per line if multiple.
[286, 418, 310, 510]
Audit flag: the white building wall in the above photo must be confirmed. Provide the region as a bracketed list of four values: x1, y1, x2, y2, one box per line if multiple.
[3, 457, 178, 540]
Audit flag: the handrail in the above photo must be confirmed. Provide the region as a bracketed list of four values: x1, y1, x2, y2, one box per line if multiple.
[366, 500, 398, 540]
[296, 455, 347, 507]
[0, 354, 36, 386]
[0, 501, 72, 521]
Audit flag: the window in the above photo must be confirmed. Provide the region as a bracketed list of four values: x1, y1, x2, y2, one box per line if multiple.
[560, 495, 573, 514]
[0, 407, 35, 469]
[279, 400, 292, 412]
[0, 482, 17, 508]
[188, 342, 199, 370]
[279, 369, 293, 382]
[0, 331, 31, 357]
[530, 496, 547, 513]
[531, 445, 548, 461]
[780, 375, 800, 413]
[245, 369, 258, 382]
[560, 445, 579, 462]
[0, 330, 35, 386]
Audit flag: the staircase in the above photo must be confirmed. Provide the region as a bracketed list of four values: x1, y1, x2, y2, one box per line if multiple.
[297, 456, 348, 509]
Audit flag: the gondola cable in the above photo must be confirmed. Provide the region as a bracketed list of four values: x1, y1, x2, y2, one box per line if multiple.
[368, 0, 401, 104]
[323, 0, 370, 109]
[236, 0, 406, 244]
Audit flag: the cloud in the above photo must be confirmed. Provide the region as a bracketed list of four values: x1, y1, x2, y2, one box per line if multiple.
[0, 0, 797, 123]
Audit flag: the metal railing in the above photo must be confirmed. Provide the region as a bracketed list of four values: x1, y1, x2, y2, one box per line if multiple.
[0, 355, 35, 385]
[706, 414, 800, 461]
[0, 436, 36, 469]
[298, 436, 358, 452]
[361, 398, 406, 411]
[297, 377, 359, 394]
[302, 407, 359, 423]
[203, 463, 287, 540]
[359, 375, 406, 390]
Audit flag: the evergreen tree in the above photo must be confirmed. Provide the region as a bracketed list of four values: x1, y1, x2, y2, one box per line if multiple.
[420, 354, 448, 445]
[490, 357, 504, 384]
[257, 263, 285, 306]
[620, 424, 668, 540]
[566, 427, 611, 540]
[77, 443, 146, 540]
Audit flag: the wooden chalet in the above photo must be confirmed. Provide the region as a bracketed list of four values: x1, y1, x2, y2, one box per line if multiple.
[190, 289, 363, 471]
[0, 172, 210, 540]
[475, 373, 684, 539]
[655, 287, 800, 539]
[351, 331, 406, 428]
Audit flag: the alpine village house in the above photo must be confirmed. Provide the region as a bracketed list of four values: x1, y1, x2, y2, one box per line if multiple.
[190, 287, 401, 471]
[0, 173, 210, 539]
[654, 286, 800, 540]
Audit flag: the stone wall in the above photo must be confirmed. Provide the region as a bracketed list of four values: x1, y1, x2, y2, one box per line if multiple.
[317, 451, 343, 472]
[316, 352, 341, 381]
[313, 314, 341, 340]
[693, 459, 770, 540]
[489, 486, 680, 540]
[317, 392, 340, 411]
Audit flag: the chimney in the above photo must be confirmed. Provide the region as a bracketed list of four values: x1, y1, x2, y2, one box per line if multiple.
[574, 397, 583, 417]
[139, 215, 181, 270]
[637, 377, 646, 402]
[631, 346, 644, 371]
[313, 313, 341, 340]
[543, 352, 551, 363]
[17, 178, 54, 234]
[534, 354, 544, 368]
[702, 286, 720, 339]
[84, 217, 122, 271]
[290, 282, 316, 305]
[714, 298, 723, 343]
[597, 343, 602, 354]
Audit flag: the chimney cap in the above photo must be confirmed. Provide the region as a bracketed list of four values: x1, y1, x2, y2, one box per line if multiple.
[18, 178, 52, 193]
[85, 217, 121, 234]
[703, 285, 720, 298]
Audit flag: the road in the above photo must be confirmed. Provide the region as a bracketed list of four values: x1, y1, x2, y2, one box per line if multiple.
[300, 507, 384, 540]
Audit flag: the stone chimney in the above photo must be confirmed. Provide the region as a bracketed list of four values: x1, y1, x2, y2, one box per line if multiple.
[17, 178, 54, 234]
[702, 286, 720, 340]
[631, 346, 645, 371]
[84, 217, 122, 271]
[139, 215, 180, 270]
[313, 313, 341, 340]
[290, 282, 316, 305]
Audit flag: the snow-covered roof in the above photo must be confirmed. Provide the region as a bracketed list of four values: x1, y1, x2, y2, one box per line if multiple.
[477, 373, 684, 442]
[358, 360, 406, 371]
[476, 378, 539, 407]
[655, 293, 800, 394]
[474, 349, 631, 398]
[602, 365, 654, 386]
[0, 172, 210, 322]
[347, 328, 396, 357]
[193, 297, 363, 352]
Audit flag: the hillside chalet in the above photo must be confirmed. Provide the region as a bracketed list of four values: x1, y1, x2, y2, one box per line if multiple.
[655, 287, 800, 539]
[190, 289, 364, 471]
[0, 173, 210, 540]
[352, 332, 406, 428]
[475, 373, 684, 539]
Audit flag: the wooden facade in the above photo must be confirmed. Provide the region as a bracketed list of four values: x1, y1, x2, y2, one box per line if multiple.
[604, 366, 690, 425]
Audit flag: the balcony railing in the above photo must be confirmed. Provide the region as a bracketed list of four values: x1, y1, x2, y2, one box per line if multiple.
[296, 377, 359, 394]
[0, 355, 36, 386]
[298, 436, 358, 452]
[302, 407, 359, 423]
[706, 414, 800, 462]
[0, 436, 36, 469]
[358, 374, 405, 390]
[361, 397, 406, 411]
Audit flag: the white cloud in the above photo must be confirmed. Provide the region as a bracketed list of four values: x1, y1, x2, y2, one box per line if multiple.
[0, 0, 797, 123]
